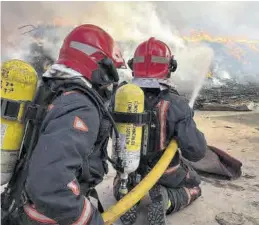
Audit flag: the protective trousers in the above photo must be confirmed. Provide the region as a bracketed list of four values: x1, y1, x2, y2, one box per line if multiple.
[165, 160, 202, 214]
[113, 159, 202, 223]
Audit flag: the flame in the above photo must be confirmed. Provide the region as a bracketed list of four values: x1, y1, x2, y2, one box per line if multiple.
[183, 30, 259, 45]
[43, 20, 259, 53]
[247, 44, 259, 52]
[228, 46, 244, 60]
[183, 30, 259, 63]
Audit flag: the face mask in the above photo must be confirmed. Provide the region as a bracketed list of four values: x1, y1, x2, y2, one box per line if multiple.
[91, 57, 119, 101]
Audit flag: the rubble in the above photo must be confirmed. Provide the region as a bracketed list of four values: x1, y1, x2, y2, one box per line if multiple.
[188, 81, 259, 111]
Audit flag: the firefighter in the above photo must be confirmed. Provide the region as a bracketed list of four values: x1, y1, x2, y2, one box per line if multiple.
[113, 37, 207, 225]
[4, 24, 125, 225]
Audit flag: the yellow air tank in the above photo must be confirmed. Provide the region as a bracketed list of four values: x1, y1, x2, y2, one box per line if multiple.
[1, 59, 38, 185]
[112, 83, 145, 180]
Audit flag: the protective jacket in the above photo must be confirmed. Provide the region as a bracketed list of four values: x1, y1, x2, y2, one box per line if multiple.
[2, 78, 112, 225]
[110, 83, 207, 188]
[140, 87, 207, 188]
[19, 90, 109, 225]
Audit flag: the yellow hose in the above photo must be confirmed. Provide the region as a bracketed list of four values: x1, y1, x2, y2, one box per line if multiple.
[102, 140, 178, 225]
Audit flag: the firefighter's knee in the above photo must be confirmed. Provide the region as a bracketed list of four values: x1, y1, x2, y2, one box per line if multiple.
[166, 186, 201, 214]
[185, 169, 201, 187]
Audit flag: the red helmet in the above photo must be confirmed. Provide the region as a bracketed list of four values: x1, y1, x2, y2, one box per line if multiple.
[129, 37, 177, 79]
[57, 24, 125, 81]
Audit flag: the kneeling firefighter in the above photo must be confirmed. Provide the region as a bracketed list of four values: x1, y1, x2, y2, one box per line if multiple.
[1, 24, 126, 225]
[111, 37, 207, 225]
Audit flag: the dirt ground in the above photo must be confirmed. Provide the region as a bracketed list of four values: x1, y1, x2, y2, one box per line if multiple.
[97, 111, 259, 225]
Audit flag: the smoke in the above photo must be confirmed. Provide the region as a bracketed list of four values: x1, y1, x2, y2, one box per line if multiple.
[1, 2, 216, 95]
[2, 1, 258, 97]
[154, 2, 259, 39]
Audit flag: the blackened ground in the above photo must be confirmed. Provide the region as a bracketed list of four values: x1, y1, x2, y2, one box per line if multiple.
[191, 82, 259, 111]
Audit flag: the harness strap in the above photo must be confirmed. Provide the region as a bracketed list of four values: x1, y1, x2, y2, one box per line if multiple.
[87, 189, 104, 213]
[112, 111, 151, 125]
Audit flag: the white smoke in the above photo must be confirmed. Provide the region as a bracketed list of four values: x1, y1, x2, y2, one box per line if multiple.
[1, 1, 215, 99]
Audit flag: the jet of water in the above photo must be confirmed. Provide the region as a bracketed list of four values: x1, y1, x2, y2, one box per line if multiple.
[188, 48, 214, 108]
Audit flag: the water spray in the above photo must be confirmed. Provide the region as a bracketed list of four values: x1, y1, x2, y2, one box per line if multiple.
[188, 48, 214, 108]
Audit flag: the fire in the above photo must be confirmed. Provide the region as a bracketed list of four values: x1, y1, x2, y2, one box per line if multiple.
[183, 30, 259, 63]
[182, 30, 259, 45]
[247, 44, 259, 52]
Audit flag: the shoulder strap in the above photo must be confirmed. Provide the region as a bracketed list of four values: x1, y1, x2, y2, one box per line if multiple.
[49, 80, 106, 116]
[169, 87, 180, 96]
[87, 188, 104, 213]
[143, 89, 172, 154]
[51, 80, 124, 172]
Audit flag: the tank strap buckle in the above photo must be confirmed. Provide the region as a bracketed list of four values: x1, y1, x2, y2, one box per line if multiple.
[22, 104, 46, 124]
[112, 111, 152, 125]
[1, 98, 21, 121]
[87, 188, 104, 213]
[21, 191, 29, 205]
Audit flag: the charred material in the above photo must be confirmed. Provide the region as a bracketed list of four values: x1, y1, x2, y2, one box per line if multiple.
[191, 81, 259, 111]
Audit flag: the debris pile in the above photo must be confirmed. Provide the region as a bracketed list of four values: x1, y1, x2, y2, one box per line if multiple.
[188, 81, 259, 111]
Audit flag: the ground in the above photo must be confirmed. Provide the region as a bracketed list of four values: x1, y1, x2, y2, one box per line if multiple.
[96, 111, 259, 225]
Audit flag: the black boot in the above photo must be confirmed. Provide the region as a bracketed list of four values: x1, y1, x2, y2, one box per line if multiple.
[147, 185, 170, 225]
[120, 205, 138, 225]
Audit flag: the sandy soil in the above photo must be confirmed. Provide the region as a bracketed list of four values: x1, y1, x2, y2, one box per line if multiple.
[96, 111, 259, 225]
